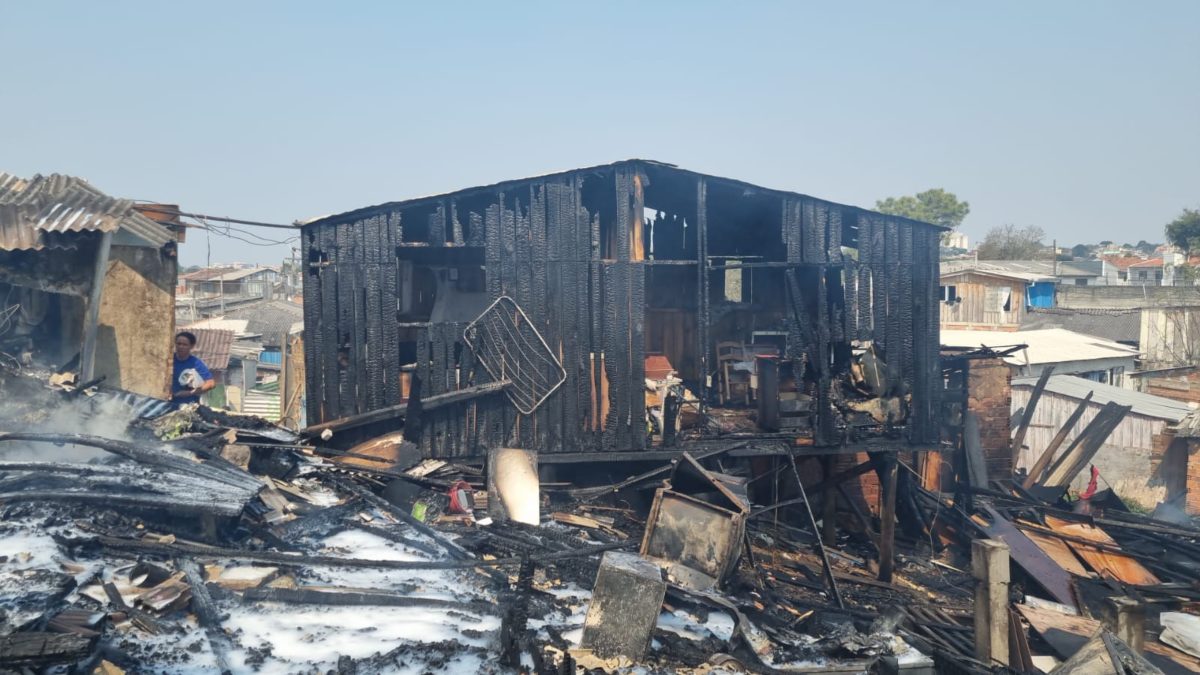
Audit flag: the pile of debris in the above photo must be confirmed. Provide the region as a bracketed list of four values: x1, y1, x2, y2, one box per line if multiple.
[3, 366, 1200, 674]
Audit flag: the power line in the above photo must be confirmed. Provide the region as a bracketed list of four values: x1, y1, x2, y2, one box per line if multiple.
[134, 202, 299, 230]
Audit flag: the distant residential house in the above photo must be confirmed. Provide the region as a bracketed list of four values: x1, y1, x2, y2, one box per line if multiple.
[1127, 258, 1166, 286]
[1012, 374, 1192, 510]
[942, 231, 968, 249]
[180, 266, 279, 299]
[939, 264, 1055, 330]
[941, 327, 1140, 385]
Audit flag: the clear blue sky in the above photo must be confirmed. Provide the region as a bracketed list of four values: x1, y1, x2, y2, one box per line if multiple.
[2, 2, 1197, 266]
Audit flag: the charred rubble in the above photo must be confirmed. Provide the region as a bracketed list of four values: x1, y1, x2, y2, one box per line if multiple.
[2, 161, 1199, 674]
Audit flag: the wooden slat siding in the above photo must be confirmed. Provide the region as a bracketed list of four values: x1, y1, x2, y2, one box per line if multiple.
[869, 215, 887, 349]
[335, 219, 357, 417]
[897, 221, 915, 386]
[815, 267, 835, 444]
[544, 182, 566, 455]
[589, 206, 605, 444]
[364, 218, 384, 412]
[382, 211, 402, 407]
[695, 177, 709, 419]
[783, 197, 803, 264]
[628, 171, 646, 450]
[856, 214, 874, 341]
[450, 199, 464, 246]
[427, 201, 445, 246]
[577, 179, 598, 448]
[884, 219, 903, 371]
[843, 258, 859, 340]
[468, 211, 484, 247]
[910, 224, 937, 443]
[320, 224, 341, 420]
[484, 203, 502, 298]
[939, 271, 1027, 327]
[354, 218, 369, 416]
[826, 207, 846, 344]
[415, 326, 431, 456]
[301, 227, 321, 423]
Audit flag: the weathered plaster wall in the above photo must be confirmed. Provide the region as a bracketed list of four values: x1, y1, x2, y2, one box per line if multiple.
[94, 245, 176, 398]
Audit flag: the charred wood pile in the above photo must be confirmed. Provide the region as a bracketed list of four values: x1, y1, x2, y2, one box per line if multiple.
[2, 367, 1200, 672]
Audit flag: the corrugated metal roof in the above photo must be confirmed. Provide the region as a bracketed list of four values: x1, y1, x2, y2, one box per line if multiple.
[940, 259, 1105, 282]
[941, 328, 1140, 367]
[1020, 307, 1141, 345]
[181, 266, 277, 283]
[0, 172, 173, 251]
[1013, 374, 1193, 422]
[242, 389, 281, 421]
[183, 318, 251, 334]
[189, 328, 235, 371]
[218, 300, 303, 347]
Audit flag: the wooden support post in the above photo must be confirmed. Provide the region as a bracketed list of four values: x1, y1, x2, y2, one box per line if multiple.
[1108, 596, 1145, 653]
[878, 456, 898, 582]
[822, 456, 837, 547]
[972, 539, 1010, 667]
[79, 231, 113, 382]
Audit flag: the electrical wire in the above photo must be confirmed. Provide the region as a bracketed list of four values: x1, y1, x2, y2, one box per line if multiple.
[186, 215, 298, 247]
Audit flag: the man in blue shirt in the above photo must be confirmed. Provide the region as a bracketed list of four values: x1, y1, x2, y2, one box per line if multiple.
[172, 331, 215, 406]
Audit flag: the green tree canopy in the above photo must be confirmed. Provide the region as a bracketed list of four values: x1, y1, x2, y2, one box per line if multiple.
[976, 225, 1046, 260]
[1165, 208, 1200, 252]
[875, 188, 970, 230]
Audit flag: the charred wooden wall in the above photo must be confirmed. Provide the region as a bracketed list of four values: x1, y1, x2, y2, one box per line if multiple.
[302, 161, 942, 457]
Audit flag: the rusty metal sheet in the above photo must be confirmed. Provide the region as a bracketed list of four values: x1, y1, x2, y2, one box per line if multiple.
[972, 506, 1077, 609]
[1018, 522, 1090, 577]
[1018, 603, 1199, 675]
[1044, 515, 1159, 586]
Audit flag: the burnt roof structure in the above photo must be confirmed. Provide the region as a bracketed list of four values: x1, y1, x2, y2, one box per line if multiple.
[301, 159, 945, 459]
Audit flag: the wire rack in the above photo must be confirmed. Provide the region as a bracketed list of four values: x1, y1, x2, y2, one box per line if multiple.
[463, 296, 566, 415]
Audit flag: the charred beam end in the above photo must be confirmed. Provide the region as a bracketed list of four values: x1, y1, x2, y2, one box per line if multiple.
[304, 379, 512, 436]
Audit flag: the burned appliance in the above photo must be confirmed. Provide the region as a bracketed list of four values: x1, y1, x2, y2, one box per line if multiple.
[639, 453, 749, 589]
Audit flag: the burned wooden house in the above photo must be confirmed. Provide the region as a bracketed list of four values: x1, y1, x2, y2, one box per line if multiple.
[0, 173, 179, 397]
[300, 160, 944, 459]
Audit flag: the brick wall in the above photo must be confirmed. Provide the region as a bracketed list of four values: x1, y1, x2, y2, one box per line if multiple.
[1188, 442, 1200, 516]
[967, 358, 1013, 480]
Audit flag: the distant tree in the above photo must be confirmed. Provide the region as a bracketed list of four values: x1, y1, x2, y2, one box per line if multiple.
[1165, 208, 1200, 253]
[875, 189, 970, 230]
[1135, 240, 1158, 255]
[1099, 240, 1113, 247]
[1070, 243, 1091, 259]
[976, 225, 1047, 260]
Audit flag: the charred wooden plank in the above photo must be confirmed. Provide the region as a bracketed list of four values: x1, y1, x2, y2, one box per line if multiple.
[243, 586, 488, 611]
[0, 632, 96, 668]
[304, 379, 511, 436]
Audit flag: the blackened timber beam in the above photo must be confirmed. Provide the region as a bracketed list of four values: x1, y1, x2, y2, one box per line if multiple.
[1022, 391, 1093, 489]
[1011, 366, 1054, 458]
[878, 454, 899, 582]
[243, 586, 489, 612]
[90, 534, 631, 571]
[786, 453, 845, 609]
[305, 379, 511, 435]
[80, 231, 113, 382]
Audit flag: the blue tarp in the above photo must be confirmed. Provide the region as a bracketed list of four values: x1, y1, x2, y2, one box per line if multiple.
[1027, 281, 1055, 308]
[259, 350, 282, 365]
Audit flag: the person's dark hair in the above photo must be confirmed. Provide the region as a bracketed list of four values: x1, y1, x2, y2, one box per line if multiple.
[176, 331, 198, 346]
